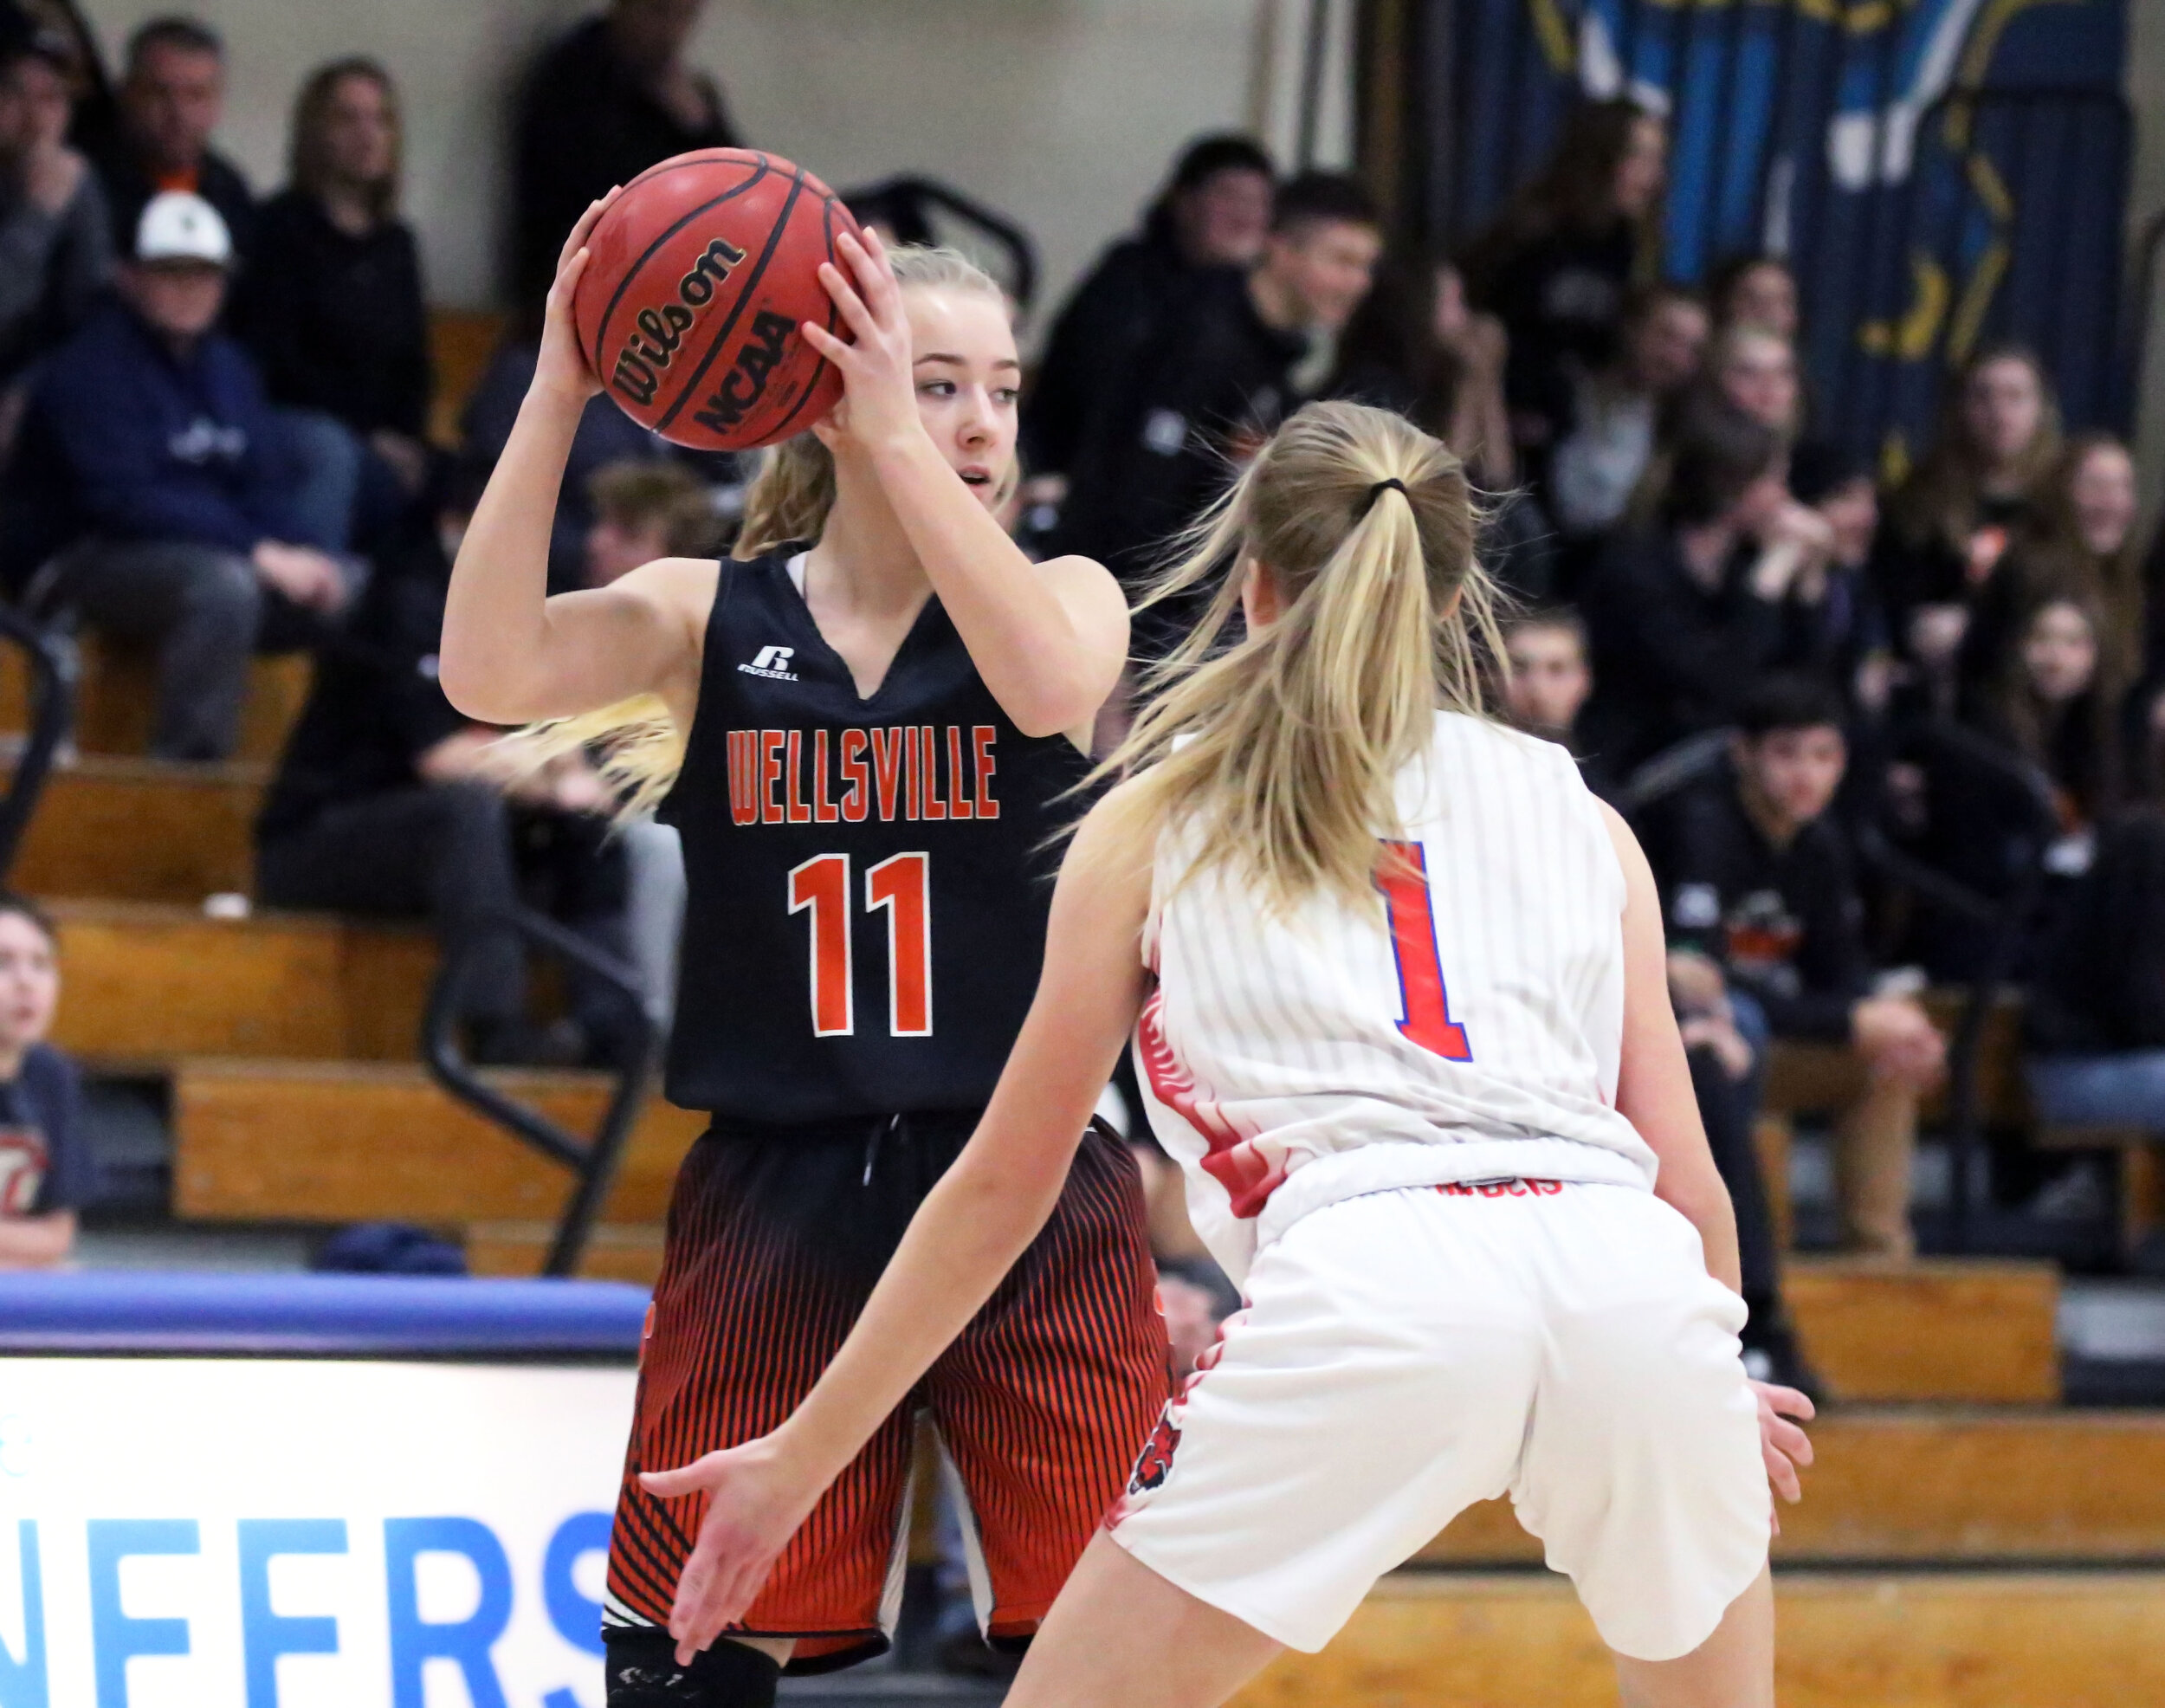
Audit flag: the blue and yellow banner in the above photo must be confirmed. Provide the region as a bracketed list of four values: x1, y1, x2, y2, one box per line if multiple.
[1449, 0, 2132, 466]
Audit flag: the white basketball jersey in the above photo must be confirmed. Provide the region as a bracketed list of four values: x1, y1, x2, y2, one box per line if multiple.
[1135, 710, 1658, 1284]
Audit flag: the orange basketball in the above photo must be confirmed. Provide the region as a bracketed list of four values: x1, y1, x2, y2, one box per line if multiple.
[572, 148, 861, 451]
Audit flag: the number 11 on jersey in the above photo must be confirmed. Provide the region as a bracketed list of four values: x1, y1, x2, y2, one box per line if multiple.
[788, 851, 934, 1038]
[1376, 840, 1473, 1061]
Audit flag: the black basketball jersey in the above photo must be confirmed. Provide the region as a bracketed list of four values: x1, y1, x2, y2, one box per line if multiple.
[661, 548, 1092, 1122]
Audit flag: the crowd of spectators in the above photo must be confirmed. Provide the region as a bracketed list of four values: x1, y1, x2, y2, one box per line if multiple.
[1028, 96, 2165, 1377]
[0, 4, 2153, 1368]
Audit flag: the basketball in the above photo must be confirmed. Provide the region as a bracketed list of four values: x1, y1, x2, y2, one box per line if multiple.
[572, 148, 862, 451]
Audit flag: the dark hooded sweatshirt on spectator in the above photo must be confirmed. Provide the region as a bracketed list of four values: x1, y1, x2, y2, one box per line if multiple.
[1023, 232, 1237, 479]
[11, 297, 302, 568]
[1647, 775, 1869, 1043]
[1578, 525, 1787, 776]
[1050, 270, 1306, 651]
[239, 189, 431, 437]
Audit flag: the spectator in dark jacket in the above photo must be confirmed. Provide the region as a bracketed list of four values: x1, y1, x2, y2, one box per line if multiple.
[17, 191, 357, 759]
[1459, 97, 1666, 467]
[242, 57, 431, 501]
[1578, 400, 1828, 775]
[90, 16, 252, 268]
[1649, 676, 1946, 1261]
[0, 17, 110, 396]
[256, 495, 637, 1068]
[1022, 133, 1274, 487]
[512, 0, 735, 305]
[1053, 171, 1381, 660]
[0, 893, 87, 1271]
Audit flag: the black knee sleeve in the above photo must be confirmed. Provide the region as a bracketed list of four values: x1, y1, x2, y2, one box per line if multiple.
[604, 1628, 782, 1708]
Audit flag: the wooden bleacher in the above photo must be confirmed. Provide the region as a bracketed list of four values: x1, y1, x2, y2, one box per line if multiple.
[8, 635, 2165, 1699]
[1231, 1571, 2165, 1707]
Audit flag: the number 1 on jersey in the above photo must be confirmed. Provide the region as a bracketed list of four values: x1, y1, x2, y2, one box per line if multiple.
[1376, 840, 1473, 1061]
[788, 851, 934, 1038]
[788, 853, 854, 1036]
[867, 852, 932, 1036]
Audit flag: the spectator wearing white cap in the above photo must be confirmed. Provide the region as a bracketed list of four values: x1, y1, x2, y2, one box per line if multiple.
[5, 190, 360, 759]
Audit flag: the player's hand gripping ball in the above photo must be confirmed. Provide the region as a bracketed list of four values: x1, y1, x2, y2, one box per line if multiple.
[572, 147, 863, 450]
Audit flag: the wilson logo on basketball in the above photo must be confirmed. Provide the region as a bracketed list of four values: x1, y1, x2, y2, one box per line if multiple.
[610, 236, 751, 406]
[1128, 1410, 1182, 1494]
[692, 309, 794, 437]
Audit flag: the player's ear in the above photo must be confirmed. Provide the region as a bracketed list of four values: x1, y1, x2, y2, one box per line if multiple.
[1241, 558, 1283, 631]
[811, 398, 848, 450]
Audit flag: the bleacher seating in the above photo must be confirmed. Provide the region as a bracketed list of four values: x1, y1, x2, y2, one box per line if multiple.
[3, 385, 2157, 1696]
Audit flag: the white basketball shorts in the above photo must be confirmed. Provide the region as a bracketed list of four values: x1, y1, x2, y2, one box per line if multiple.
[1107, 1180, 1769, 1661]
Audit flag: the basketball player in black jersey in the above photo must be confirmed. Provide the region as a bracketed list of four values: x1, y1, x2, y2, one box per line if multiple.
[442, 197, 1169, 1706]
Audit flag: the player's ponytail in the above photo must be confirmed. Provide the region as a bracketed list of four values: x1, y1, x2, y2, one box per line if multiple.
[1093, 399, 1504, 910]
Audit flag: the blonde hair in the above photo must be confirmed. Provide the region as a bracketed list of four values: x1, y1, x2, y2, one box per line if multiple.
[1093, 399, 1504, 912]
[504, 243, 1011, 819]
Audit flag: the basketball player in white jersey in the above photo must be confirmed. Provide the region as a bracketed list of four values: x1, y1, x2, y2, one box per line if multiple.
[640, 399, 1814, 1706]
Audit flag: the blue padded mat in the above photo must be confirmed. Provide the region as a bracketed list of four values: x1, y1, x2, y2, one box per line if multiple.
[0, 1271, 648, 1356]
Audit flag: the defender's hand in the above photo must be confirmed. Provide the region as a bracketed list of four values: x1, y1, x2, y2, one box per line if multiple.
[1753, 1379, 1814, 1526]
[638, 1436, 826, 1666]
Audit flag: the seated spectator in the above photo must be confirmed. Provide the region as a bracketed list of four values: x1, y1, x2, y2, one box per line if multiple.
[0, 16, 110, 400]
[1708, 251, 1800, 340]
[1877, 343, 2063, 702]
[1547, 281, 1707, 543]
[15, 0, 114, 161]
[241, 57, 431, 502]
[2026, 805, 2165, 1146]
[90, 15, 251, 268]
[0, 893, 84, 1271]
[1964, 594, 2119, 838]
[1325, 256, 1512, 488]
[1459, 96, 1666, 463]
[1704, 321, 1800, 440]
[1650, 676, 1947, 1263]
[255, 484, 638, 1068]
[1024, 133, 1274, 492]
[1501, 609, 1612, 799]
[513, 0, 735, 304]
[12, 191, 358, 760]
[1782, 442, 1892, 709]
[1054, 171, 1381, 659]
[584, 459, 721, 587]
[1578, 399, 1828, 775]
[1965, 433, 2142, 729]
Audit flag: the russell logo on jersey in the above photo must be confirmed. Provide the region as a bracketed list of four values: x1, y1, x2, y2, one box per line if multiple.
[739, 644, 799, 682]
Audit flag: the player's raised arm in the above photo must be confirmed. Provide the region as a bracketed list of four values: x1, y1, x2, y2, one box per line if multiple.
[637, 787, 1155, 1662]
[438, 190, 706, 727]
[802, 227, 1128, 741]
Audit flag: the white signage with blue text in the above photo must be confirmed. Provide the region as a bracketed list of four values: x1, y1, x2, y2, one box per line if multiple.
[0, 1357, 639, 1706]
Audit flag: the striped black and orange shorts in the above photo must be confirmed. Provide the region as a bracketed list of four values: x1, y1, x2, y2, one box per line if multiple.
[604, 1110, 1168, 1673]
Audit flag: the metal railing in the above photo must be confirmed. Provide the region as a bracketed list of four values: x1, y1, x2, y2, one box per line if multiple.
[0, 606, 72, 883]
[838, 175, 1040, 315]
[423, 906, 660, 1278]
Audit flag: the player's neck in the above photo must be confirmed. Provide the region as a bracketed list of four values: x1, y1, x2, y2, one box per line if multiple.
[810, 465, 930, 620]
